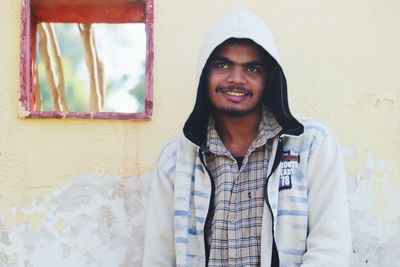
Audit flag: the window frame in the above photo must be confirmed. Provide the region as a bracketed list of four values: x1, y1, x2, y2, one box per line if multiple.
[20, 0, 154, 120]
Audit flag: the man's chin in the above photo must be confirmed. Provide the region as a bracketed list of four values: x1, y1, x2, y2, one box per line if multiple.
[212, 106, 261, 117]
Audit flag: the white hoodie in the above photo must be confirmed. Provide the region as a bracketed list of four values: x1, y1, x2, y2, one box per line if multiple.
[143, 8, 351, 267]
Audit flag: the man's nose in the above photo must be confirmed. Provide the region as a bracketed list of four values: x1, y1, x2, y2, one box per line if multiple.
[226, 66, 246, 84]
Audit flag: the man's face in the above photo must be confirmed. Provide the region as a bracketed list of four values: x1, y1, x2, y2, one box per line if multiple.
[207, 42, 268, 116]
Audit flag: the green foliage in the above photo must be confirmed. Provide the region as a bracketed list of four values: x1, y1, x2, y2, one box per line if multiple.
[37, 60, 52, 111]
[129, 71, 145, 112]
[62, 58, 88, 112]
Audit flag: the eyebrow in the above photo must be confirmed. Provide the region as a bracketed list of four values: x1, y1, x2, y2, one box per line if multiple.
[212, 56, 264, 67]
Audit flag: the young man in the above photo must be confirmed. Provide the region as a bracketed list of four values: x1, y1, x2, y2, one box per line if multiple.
[143, 9, 351, 267]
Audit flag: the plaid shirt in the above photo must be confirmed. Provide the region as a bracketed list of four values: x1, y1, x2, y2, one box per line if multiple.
[204, 109, 281, 267]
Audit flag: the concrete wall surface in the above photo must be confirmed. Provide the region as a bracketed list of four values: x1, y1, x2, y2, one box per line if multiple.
[0, 0, 399, 266]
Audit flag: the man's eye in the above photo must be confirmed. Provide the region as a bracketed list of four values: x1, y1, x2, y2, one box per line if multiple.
[247, 66, 260, 73]
[216, 62, 228, 69]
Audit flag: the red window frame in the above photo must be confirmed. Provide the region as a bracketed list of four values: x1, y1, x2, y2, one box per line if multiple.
[20, 0, 154, 120]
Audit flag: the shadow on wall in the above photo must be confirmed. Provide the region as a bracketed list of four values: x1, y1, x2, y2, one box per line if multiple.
[0, 174, 152, 267]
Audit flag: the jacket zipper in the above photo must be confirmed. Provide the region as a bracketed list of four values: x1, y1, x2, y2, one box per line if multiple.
[264, 135, 284, 267]
[199, 146, 215, 267]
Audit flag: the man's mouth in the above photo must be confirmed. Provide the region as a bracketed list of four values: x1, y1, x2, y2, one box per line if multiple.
[226, 91, 246, 97]
[217, 86, 252, 97]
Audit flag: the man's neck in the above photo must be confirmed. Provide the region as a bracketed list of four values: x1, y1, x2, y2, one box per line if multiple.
[213, 109, 262, 157]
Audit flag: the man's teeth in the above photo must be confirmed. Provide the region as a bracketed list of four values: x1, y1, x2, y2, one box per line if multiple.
[226, 91, 245, 96]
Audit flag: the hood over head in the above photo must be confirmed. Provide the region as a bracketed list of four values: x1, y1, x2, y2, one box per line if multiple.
[183, 8, 304, 147]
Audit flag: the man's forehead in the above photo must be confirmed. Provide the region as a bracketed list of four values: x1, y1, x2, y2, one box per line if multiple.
[212, 42, 266, 63]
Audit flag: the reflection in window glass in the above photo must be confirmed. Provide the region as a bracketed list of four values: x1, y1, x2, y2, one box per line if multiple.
[36, 23, 146, 113]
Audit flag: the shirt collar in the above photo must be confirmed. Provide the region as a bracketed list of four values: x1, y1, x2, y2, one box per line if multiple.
[205, 107, 282, 156]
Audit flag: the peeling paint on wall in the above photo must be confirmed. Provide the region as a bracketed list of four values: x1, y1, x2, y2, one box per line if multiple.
[0, 174, 151, 267]
[346, 150, 400, 267]
[352, 94, 399, 112]
[1, 156, 398, 267]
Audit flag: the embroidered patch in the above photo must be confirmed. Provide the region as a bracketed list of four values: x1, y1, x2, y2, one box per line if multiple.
[279, 151, 300, 191]
[282, 154, 300, 163]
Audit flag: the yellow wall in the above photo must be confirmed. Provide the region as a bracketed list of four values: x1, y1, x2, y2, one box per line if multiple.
[0, 0, 399, 266]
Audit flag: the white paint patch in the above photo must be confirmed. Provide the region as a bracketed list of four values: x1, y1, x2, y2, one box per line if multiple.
[347, 152, 400, 267]
[341, 144, 357, 158]
[0, 173, 152, 267]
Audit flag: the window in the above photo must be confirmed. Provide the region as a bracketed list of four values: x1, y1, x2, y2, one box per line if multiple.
[20, 0, 154, 120]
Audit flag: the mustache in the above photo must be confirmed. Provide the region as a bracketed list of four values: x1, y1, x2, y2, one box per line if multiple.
[216, 85, 253, 96]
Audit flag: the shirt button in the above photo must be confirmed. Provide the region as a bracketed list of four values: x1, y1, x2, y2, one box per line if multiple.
[230, 218, 236, 224]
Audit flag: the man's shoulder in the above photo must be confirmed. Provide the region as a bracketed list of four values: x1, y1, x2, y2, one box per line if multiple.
[294, 117, 342, 155]
[297, 117, 336, 139]
[156, 135, 198, 166]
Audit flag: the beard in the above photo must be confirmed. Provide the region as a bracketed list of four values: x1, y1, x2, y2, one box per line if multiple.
[210, 99, 263, 117]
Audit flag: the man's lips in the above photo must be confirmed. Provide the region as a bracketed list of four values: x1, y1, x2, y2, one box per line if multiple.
[216, 86, 252, 97]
